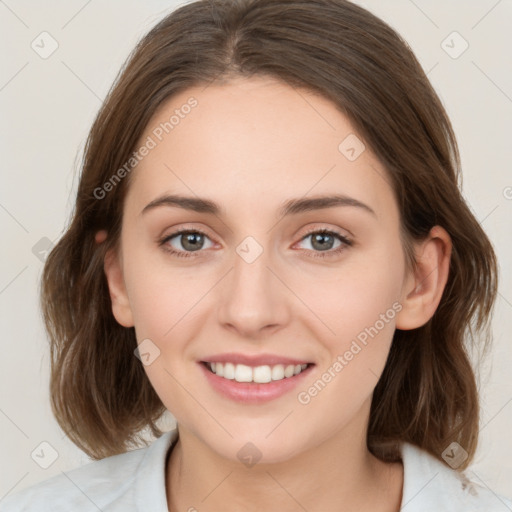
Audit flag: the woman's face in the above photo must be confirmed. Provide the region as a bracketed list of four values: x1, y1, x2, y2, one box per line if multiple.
[107, 76, 415, 463]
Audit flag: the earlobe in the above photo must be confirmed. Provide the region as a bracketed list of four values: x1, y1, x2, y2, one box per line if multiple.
[103, 245, 135, 328]
[395, 226, 452, 331]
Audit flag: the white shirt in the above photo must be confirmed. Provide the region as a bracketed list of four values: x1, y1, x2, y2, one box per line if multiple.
[1, 429, 510, 511]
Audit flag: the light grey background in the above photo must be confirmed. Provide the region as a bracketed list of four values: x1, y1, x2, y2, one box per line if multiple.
[1, 0, 511, 501]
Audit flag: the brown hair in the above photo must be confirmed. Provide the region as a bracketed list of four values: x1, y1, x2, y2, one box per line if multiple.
[41, 0, 497, 467]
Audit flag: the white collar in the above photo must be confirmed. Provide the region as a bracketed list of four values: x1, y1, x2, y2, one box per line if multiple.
[138, 430, 511, 511]
[399, 441, 511, 510]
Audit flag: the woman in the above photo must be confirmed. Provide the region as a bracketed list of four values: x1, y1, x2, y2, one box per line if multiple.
[1, 0, 510, 510]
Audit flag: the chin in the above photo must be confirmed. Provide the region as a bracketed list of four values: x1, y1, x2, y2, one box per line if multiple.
[203, 428, 308, 466]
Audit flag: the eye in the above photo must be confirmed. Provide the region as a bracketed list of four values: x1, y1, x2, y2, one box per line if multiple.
[294, 228, 352, 259]
[159, 229, 215, 258]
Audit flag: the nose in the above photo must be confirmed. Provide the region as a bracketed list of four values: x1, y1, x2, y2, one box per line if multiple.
[216, 242, 290, 339]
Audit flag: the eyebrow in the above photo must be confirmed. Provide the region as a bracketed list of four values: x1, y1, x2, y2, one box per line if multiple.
[140, 193, 376, 218]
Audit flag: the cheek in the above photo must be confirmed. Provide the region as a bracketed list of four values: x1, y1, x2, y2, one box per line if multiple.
[299, 237, 405, 349]
[297, 265, 401, 436]
[121, 247, 213, 396]
[124, 260, 206, 423]
[122, 243, 202, 338]
[294, 238, 404, 406]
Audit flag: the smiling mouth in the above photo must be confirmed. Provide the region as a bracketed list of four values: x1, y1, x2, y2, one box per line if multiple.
[201, 361, 312, 383]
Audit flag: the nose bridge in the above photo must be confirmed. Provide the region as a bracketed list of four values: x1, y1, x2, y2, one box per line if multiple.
[234, 235, 272, 291]
[216, 234, 289, 335]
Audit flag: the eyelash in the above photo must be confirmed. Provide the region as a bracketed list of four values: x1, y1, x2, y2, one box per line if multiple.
[158, 227, 353, 260]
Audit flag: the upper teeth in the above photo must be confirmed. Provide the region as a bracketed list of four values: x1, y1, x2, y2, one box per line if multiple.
[208, 362, 308, 383]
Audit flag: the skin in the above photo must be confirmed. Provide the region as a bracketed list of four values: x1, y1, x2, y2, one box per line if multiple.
[103, 76, 452, 512]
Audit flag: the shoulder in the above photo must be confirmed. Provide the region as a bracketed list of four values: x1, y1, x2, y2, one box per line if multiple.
[400, 442, 512, 511]
[0, 430, 177, 512]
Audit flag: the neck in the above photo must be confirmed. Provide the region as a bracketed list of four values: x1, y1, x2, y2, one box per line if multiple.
[166, 403, 403, 512]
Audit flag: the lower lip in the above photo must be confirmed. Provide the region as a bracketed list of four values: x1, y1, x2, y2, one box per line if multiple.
[199, 362, 314, 404]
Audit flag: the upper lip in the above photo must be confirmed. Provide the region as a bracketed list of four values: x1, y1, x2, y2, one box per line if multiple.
[200, 352, 313, 367]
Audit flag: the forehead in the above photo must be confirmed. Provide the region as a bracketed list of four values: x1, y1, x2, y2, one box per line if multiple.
[125, 76, 396, 222]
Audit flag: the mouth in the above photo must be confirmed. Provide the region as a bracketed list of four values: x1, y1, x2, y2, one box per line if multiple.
[201, 361, 311, 383]
[198, 355, 315, 404]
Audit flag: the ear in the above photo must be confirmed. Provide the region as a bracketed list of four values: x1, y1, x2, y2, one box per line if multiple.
[395, 226, 452, 330]
[103, 243, 134, 328]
